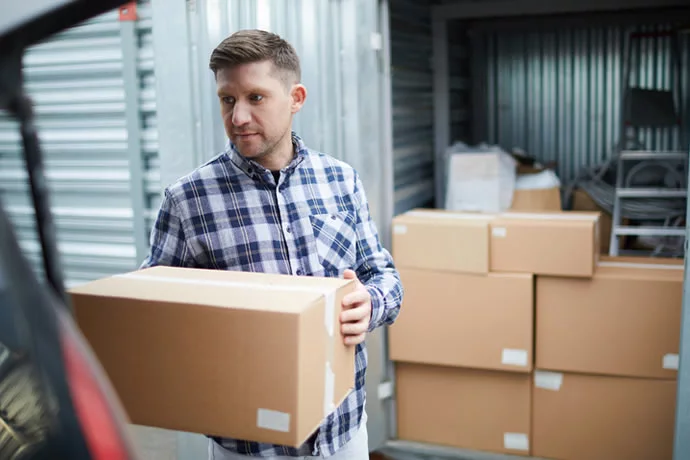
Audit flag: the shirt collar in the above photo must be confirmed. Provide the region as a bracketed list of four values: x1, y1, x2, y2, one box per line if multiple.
[226, 131, 308, 180]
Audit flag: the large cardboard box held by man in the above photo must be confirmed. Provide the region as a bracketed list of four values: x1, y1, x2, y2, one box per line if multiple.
[389, 269, 534, 373]
[69, 266, 357, 447]
[533, 371, 676, 460]
[396, 363, 532, 456]
[536, 257, 683, 379]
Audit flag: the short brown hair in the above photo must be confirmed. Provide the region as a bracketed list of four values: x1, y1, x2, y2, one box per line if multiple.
[209, 29, 301, 84]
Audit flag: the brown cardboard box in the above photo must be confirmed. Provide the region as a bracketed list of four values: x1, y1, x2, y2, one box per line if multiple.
[533, 371, 676, 460]
[389, 269, 534, 372]
[69, 266, 357, 447]
[392, 209, 493, 274]
[511, 187, 562, 212]
[536, 258, 683, 379]
[396, 363, 532, 456]
[572, 188, 614, 253]
[490, 211, 601, 277]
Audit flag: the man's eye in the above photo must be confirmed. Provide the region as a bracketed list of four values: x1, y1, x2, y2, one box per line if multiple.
[222, 97, 234, 105]
[250, 94, 263, 102]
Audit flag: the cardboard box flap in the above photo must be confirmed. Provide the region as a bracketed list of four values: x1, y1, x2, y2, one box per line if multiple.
[596, 256, 684, 282]
[594, 264, 684, 282]
[498, 211, 600, 222]
[599, 255, 683, 265]
[71, 273, 324, 313]
[71, 266, 354, 315]
[141, 265, 353, 290]
[396, 209, 495, 225]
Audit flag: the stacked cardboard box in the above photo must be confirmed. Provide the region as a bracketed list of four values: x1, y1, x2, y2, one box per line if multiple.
[389, 209, 600, 456]
[533, 256, 682, 459]
[389, 208, 680, 458]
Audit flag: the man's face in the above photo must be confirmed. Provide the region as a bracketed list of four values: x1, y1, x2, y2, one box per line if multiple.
[216, 60, 304, 162]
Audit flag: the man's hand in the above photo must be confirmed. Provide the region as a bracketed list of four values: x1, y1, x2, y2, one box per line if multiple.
[340, 269, 371, 346]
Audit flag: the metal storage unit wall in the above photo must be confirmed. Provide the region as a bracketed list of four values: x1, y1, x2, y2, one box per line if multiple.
[389, 0, 435, 215]
[0, 1, 159, 287]
[468, 20, 690, 184]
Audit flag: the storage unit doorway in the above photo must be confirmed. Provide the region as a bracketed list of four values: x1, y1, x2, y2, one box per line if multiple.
[382, 1, 690, 459]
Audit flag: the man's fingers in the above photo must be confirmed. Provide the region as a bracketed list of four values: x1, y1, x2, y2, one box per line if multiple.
[344, 333, 366, 346]
[342, 290, 369, 308]
[341, 320, 368, 336]
[340, 304, 369, 323]
[343, 269, 358, 280]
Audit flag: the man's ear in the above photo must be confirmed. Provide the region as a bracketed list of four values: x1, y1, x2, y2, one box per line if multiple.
[290, 84, 307, 113]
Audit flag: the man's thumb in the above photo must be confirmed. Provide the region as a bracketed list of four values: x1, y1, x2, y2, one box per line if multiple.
[343, 269, 357, 280]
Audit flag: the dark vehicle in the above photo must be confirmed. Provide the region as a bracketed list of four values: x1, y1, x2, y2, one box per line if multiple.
[0, 2, 140, 458]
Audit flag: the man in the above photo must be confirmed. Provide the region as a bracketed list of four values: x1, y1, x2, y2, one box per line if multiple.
[140, 29, 403, 459]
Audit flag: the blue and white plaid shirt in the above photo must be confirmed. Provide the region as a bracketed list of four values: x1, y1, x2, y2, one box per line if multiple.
[141, 132, 403, 457]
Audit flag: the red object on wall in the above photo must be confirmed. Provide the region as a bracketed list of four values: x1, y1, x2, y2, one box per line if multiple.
[119, 2, 137, 21]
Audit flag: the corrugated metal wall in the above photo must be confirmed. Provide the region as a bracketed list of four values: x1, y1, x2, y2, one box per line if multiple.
[390, 0, 434, 215]
[472, 22, 690, 183]
[448, 28, 471, 144]
[0, 2, 159, 287]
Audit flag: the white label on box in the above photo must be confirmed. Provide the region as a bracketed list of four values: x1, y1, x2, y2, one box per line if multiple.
[393, 224, 408, 234]
[501, 348, 528, 367]
[504, 433, 529, 451]
[324, 362, 336, 417]
[257, 409, 291, 432]
[534, 371, 564, 391]
[492, 227, 507, 238]
[324, 291, 335, 337]
[663, 353, 679, 370]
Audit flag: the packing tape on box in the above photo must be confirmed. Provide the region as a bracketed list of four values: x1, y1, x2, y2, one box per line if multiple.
[114, 272, 338, 337]
[504, 433, 529, 451]
[597, 261, 683, 270]
[324, 361, 336, 418]
[534, 371, 563, 391]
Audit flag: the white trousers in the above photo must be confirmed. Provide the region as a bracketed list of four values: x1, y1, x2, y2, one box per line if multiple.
[208, 412, 369, 460]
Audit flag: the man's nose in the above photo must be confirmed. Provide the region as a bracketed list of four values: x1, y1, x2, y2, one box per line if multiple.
[231, 101, 251, 126]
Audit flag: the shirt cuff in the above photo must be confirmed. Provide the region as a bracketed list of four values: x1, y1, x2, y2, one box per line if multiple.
[366, 285, 384, 333]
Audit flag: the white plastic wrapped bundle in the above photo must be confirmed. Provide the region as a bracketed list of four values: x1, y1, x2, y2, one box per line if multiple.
[444, 142, 517, 213]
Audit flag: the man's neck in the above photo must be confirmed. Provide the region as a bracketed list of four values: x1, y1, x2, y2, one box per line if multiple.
[257, 134, 295, 172]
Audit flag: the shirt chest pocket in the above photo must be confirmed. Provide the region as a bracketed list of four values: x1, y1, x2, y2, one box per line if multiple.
[308, 211, 358, 277]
